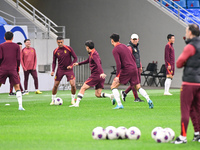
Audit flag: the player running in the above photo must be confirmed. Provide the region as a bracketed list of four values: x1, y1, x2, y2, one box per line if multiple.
[0, 31, 25, 110]
[50, 37, 77, 105]
[69, 40, 115, 107]
[110, 33, 153, 109]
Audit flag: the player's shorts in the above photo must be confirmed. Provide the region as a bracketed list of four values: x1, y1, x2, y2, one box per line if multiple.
[84, 74, 105, 89]
[0, 70, 20, 85]
[55, 69, 75, 81]
[166, 67, 175, 76]
[119, 69, 139, 86]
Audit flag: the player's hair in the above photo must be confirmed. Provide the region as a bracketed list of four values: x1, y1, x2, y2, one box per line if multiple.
[110, 33, 120, 42]
[57, 36, 64, 41]
[17, 42, 22, 45]
[85, 40, 94, 49]
[188, 24, 200, 37]
[24, 39, 30, 43]
[167, 34, 174, 41]
[4, 31, 13, 40]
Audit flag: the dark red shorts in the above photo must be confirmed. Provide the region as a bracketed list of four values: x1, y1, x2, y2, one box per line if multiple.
[166, 66, 175, 76]
[0, 70, 20, 85]
[55, 69, 75, 81]
[119, 70, 139, 86]
[85, 74, 105, 89]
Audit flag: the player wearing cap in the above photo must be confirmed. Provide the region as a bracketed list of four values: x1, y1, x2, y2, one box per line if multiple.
[110, 33, 153, 109]
[69, 40, 115, 107]
[121, 34, 144, 102]
[164, 34, 175, 95]
[21, 39, 42, 95]
[0, 31, 25, 110]
[50, 37, 77, 105]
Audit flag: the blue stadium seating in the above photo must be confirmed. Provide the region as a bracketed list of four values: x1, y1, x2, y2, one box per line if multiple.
[187, 0, 200, 8]
[173, 0, 187, 8]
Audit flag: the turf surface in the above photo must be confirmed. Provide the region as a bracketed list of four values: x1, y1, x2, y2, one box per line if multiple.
[0, 89, 199, 150]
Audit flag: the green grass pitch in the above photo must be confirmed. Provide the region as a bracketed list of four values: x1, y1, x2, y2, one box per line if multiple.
[0, 88, 199, 150]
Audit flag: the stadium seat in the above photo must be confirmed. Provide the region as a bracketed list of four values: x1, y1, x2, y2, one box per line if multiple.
[156, 0, 173, 7]
[173, 0, 187, 8]
[187, 0, 200, 8]
[153, 64, 166, 87]
[107, 66, 116, 84]
[141, 63, 157, 86]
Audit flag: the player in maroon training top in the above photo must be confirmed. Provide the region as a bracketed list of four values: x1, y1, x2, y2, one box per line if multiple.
[50, 37, 77, 105]
[173, 24, 200, 144]
[164, 34, 175, 95]
[0, 31, 25, 110]
[110, 33, 153, 109]
[69, 40, 115, 107]
[21, 39, 42, 95]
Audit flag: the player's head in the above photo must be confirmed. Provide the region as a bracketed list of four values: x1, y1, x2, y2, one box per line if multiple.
[24, 39, 31, 48]
[167, 34, 175, 43]
[85, 40, 94, 53]
[130, 33, 139, 45]
[4, 31, 13, 41]
[110, 33, 120, 46]
[185, 24, 200, 39]
[17, 42, 22, 50]
[57, 36, 64, 48]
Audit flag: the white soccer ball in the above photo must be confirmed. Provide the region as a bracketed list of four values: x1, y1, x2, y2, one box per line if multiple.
[126, 126, 141, 140]
[105, 126, 119, 140]
[155, 129, 170, 143]
[151, 127, 163, 140]
[92, 127, 106, 140]
[54, 97, 63, 105]
[164, 128, 175, 141]
[117, 126, 127, 139]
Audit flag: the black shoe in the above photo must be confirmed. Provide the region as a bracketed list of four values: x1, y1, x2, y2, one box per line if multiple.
[9, 92, 16, 96]
[134, 97, 145, 102]
[172, 137, 187, 144]
[192, 134, 200, 141]
[120, 91, 127, 102]
[21, 91, 26, 96]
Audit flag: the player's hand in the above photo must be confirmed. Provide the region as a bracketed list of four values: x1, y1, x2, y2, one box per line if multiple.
[114, 77, 119, 83]
[139, 67, 143, 74]
[67, 66, 72, 69]
[51, 72, 54, 76]
[73, 63, 78, 66]
[100, 73, 106, 79]
[168, 66, 171, 70]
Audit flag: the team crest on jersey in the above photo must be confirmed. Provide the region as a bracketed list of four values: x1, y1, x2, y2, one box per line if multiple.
[64, 50, 67, 53]
[31, 50, 33, 52]
[134, 48, 137, 52]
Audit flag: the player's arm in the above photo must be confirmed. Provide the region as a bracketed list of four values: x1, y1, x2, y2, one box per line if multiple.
[112, 50, 121, 77]
[20, 49, 27, 71]
[165, 45, 171, 70]
[92, 54, 104, 74]
[67, 47, 78, 69]
[176, 44, 196, 68]
[0, 45, 2, 65]
[128, 46, 133, 54]
[33, 48, 37, 70]
[16, 46, 20, 72]
[77, 58, 89, 66]
[51, 51, 57, 76]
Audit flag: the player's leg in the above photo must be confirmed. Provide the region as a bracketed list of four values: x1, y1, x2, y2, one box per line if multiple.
[14, 84, 25, 110]
[30, 70, 42, 94]
[50, 80, 60, 105]
[111, 78, 123, 109]
[69, 78, 76, 104]
[135, 84, 153, 108]
[121, 86, 131, 102]
[9, 80, 15, 96]
[173, 85, 195, 144]
[24, 70, 30, 94]
[164, 74, 173, 95]
[69, 83, 90, 107]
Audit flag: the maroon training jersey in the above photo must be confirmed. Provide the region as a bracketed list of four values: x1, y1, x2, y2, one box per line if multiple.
[112, 43, 137, 77]
[165, 42, 175, 70]
[0, 41, 20, 71]
[78, 49, 104, 75]
[52, 45, 77, 72]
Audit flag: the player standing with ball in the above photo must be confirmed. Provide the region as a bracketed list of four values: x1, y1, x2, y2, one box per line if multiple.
[50, 37, 77, 105]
